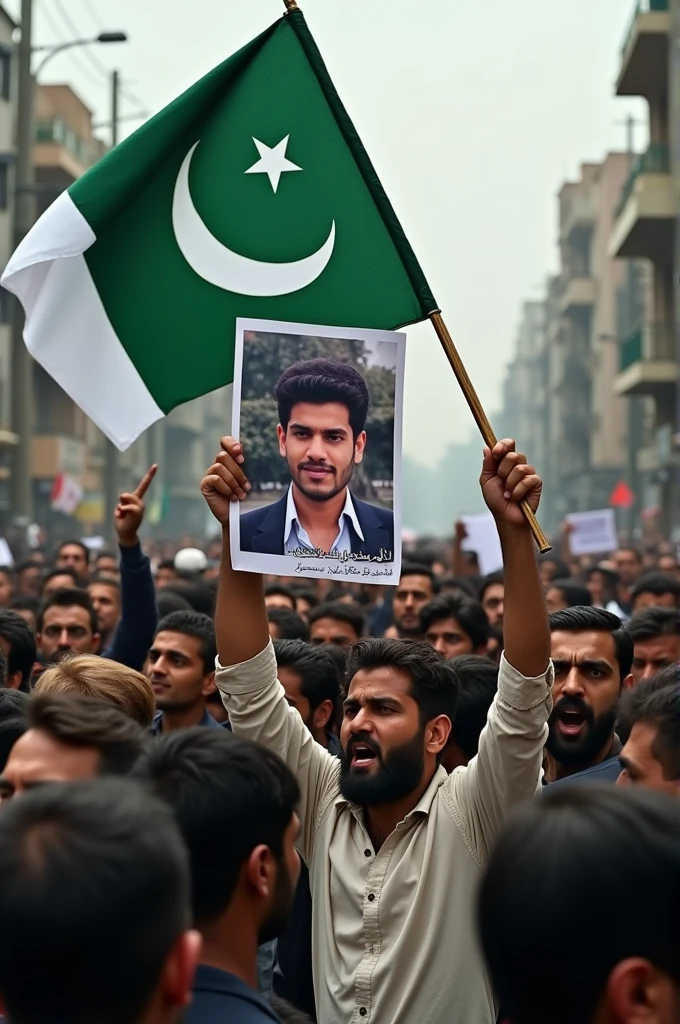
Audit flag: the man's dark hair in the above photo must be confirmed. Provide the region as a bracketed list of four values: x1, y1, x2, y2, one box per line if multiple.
[549, 606, 633, 681]
[27, 694, 146, 776]
[538, 554, 571, 580]
[14, 557, 42, 577]
[478, 786, 680, 1024]
[0, 565, 13, 583]
[42, 566, 79, 589]
[627, 606, 680, 642]
[309, 601, 364, 639]
[630, 571, 680, 603]
[0, 688, 27, 771]
[9, 594, 40, 619]
[419, 593, 489, 650]
[617, 544, 642, 562]
[447, 655, 498, 759]
[479, 569, 504, 602]
[548, 578, 593, 608]
[274, 358, 370, 438]
[156, 589, 193, 618]
[94, 549, 118, 566]
[291, 586, 318, 611]
[88, 574, 121, 593]
[618, 673, 680, 781]
[0, 609, 37, 691]
[162, 581, 215, 616]
[38, 588, 98, 636]
[265, 583, 297, 608]
[155, 610, 216, 675]
[56, 539, 90, 565]
[399, 562, 438, 591]
[274, 639, 342, 711]
[345, 638, 459, 728]
[438, 575, 478, 599]
[268, 607, 311, 642]
[157, 558, 177, 573]
[134, 729, 300, 925]
[0, 778, 190, 1024]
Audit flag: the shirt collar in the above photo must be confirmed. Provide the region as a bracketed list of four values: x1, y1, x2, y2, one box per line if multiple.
[335, 764, 448, 820]
[283, 485, 365, 545]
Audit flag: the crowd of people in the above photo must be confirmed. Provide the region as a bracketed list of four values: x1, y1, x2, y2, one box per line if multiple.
[0, 436, 677, 1024]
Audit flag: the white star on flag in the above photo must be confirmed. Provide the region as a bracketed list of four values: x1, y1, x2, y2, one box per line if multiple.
[245, 135, 302, 193]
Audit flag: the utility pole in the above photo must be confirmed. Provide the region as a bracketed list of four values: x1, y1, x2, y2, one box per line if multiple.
[10, 0, 35, 523]
[103, 68, 119, 540]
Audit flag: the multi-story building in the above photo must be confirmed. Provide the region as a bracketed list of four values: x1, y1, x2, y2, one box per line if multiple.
[0, 3, 17, 515]
[609, 0, 677, 532]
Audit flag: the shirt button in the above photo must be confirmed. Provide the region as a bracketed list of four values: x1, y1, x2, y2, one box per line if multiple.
[359, 1009, 368, 1017]
[367, 893, 375, 902]
[364, 849, 371, 857]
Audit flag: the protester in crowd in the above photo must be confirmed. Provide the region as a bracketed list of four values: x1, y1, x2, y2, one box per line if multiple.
[479, 569, 504, 627]
[538, 553, 571, 585]
[147, 610, 220, 733]
[585, 564, 627, 617]
[34, 653, 156, 727]
[0, 778, 200, 1024]
[9, 594, 39, 633]
[0, 609, 36, 691]
[274, 639, 341, 752]
[135, 729, 300, 1023]
[308, 601, 364, 648]
[437, 575, 478, 599]
[419, 592, 490, 660]
[612, 545, 643, 613]
[54, 539, 90, 582]
[486, 622, 504, 664]
[441, 655, 498, 772]
[202, 434, 551, 1024]
[265, 584, 297, 610]
[0, 694, 146, 800]
[156, 558, 182, 588]
[546, 607, 633, 785]
[657, 551, 679, 576]
[390, 562, 437, 638]
[0, 687, 27, 770]
[14, 557, 42, 598]
[627, 607, 680, 684]
[293, 587, 318, 620]
[93, 548, 120, 578]
[37, 588, 101, 664]
[268, 607, 311, 642]
[616, 668, 679, 793]
[629, 570, 680, 611]
[0, 565, 13, 608]
[42, 566, 80, 596]
[163, 580, 216, 616]
[88, 574, 122, 649]
[478, 786, 680, 1024]
[157, 588, 194, 618]
[544, 578, 592, 614]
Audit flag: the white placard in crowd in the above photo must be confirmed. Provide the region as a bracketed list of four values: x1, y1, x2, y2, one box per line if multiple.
[461, 513, 503, 576]
[566, 508, 618, 556]
[0, 538, 12, 566]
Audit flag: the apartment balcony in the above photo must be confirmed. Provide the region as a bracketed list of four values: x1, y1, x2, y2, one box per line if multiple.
[30, 434, 86, 479]
[615, 322, 677, 397]
[608, 143, 675, 259]
[617, 0, 669, 99]
[559, 276, 597, 315]
[560, 193, 596, 243]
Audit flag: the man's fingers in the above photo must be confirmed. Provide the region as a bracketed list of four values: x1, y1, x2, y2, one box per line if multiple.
[216, 451, 250, 491]
[496, 450, 526, 481]
[134, 464, 158, 499]
[491, 438, 516, 461]
[507, 471, 541, 504]
[116, 503, 141, 517]
[205, 463, 247, 500]
[504, 464, 535, 495]
[219, 436, 245, 465]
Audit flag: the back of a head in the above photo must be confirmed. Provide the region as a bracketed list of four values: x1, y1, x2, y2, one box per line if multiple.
[549, 578, 593, 609]
[549, 605, 633, 679]
[161, 582, 214, 617]
[0, 688, 28, 770]
[309, 600, 365, 638]
[419, 593, 489, 649]
[0, 778, 190, 1024]
[446, 655, 498, 760]
[156, 588, 193, 618]
[478, 786, 680, 1024]
[627, 606, 680, 642]
[27, 693, 147, 776]
[631, 571, 680, 602]
[274, 358, 370, 437]
[618, 673, 680, 782]
[268, 606, 311, 642]
[134, 728, 300, 926]
[33, 655, 156, 728]
[274, 638, 342, 709]
[0, 609, 37, 692]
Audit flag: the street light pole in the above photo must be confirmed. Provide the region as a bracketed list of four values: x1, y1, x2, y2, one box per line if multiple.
[103, 68, 120, 540]
[10, 0, 36, 523]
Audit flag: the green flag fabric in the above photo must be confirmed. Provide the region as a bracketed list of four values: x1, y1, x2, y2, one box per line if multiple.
[2, 9, 437, 450]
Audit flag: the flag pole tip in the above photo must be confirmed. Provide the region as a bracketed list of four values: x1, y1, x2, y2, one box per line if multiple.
[283, 0, 299, 10]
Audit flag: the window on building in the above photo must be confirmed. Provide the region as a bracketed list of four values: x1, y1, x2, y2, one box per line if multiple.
[0, 46, 10, 101]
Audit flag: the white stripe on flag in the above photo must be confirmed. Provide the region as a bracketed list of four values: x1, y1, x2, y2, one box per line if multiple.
[2, 192, 163, 451]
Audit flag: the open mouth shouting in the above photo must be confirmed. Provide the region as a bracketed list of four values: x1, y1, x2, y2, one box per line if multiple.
[551, 698, 592, 742]
[348, 738, 380, 770]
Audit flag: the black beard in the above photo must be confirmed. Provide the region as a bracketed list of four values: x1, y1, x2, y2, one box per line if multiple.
[290, 457, 355, 503]
[155, 695, 202, 714]
[340, 728, 425, 805]
[258, 858, 295, 944]
[546, 695, 618, 768]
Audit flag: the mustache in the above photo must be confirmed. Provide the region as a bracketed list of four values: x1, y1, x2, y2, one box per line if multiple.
[298, 462, 335, 474]
[345, 733, 381, 760]
[550, 695, 594, 723]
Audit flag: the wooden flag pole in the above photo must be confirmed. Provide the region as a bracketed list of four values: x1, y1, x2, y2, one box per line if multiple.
[280, 0, 550, 553]
[430, 312, 551, 552]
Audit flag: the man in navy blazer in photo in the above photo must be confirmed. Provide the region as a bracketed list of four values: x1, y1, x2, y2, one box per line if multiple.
[240, 358, 394, 559]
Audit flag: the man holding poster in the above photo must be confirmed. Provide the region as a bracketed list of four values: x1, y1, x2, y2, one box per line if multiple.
[240, 358, 394, 558]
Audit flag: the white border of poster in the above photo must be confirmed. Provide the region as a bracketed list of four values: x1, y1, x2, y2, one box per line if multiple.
[229, 317, 405, 585]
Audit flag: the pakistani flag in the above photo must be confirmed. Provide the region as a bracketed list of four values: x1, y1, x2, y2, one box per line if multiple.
[2, 8, 437, 450]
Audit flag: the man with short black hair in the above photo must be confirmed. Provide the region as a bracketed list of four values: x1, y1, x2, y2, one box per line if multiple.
[0, 778, 200, 1024]
[419, 593, 489, 660]
[478, 786, 680, 1024]
[0, 693, 146, 800]
[479, 570, 504, 627]
[627, 607, 680, 684]
[38, 587, 101, 663]
[274, 639, 341, 751]
[308, 601, 363, 648]
[265, 584, 297, 611]
[42, 566, 80, 596]
[545, 578, 592, 614]
[391, 563, 436, 639]
[55, 539, 90, 581]
[441, 655, 498, 772]
[0, 608, 37, 690]
[268, 607, 311, 642]
[0, 687, 27, 770]
[547, 607, 633, 785]
[616, 669, 680, 793]
[147, 611, 220, 733]
[630, 570, 680, 611]
[135, 729, 300, 1024]
[88, 574, 122, 649]
[14, 557, 42, 598]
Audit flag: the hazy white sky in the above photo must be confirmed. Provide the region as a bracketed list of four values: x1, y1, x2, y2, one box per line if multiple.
[11, 0, 645, 465]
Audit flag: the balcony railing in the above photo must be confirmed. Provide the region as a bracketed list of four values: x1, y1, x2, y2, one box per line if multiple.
[621, 0, 669, 57]
[619, 322, 675, 371]
[614, 142, 670, 218]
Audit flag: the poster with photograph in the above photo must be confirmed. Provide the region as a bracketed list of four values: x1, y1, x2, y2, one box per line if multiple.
[230, 318, 405, 585]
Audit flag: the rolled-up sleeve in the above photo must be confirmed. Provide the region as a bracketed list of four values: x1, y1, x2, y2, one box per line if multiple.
[215, 640, 340, 864]
[444, 653, 553, 866]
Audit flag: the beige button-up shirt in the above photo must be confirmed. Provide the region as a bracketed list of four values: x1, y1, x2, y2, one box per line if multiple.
[216, 642, 552, 1024]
